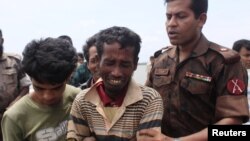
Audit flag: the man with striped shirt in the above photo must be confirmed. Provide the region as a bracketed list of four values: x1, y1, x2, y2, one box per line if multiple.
[67, 26, 163, 141]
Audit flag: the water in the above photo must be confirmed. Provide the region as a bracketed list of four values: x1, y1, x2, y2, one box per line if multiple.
[133, 63, 148, 85]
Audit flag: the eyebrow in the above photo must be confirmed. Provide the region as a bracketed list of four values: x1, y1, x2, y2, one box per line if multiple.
[166, 10, 186, 15]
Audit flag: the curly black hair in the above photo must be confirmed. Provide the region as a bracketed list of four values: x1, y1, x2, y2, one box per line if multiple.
[22, 37, 77, 84]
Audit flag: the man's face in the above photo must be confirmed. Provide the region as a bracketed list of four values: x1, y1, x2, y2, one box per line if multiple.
[239, 47, 250, 69]
[31, 79, 66, 106]
[166, 0, 204, 46]
[87, 46, 99, 81]
[77, 56, 83, 64]
[99, 42, 137, 95]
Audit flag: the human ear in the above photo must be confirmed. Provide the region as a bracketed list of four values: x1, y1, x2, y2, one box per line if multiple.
[198, 13, 207, 27]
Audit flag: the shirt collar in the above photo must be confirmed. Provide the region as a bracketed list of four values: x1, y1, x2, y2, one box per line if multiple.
[167, 34, 210, 59]
[96, 81, 127, 107]
[84, 78, 143, 107]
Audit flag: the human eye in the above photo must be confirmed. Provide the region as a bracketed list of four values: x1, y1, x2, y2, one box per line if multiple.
[90, 58, 97, 64]
[103, 60, 114, 66]
[52, 86, 62, 91]
[121, 62, 131, 68]
[33, 86, 43, 92]
[177, 13, 187, 19]
[166, 14, 172, 21]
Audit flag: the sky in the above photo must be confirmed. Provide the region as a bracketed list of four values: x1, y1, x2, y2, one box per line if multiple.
[1, 0, 250, 63]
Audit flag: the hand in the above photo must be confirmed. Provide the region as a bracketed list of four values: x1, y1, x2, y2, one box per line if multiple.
[83, 136, 96, 141]
[137, 129, 166, 141]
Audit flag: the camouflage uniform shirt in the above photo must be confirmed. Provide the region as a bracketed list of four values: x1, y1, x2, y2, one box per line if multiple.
[146, 35, 249, 137]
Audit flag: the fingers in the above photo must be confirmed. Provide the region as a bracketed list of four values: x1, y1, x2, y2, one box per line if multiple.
[139, 129, 158, 137]
[83, 137, 96, 141]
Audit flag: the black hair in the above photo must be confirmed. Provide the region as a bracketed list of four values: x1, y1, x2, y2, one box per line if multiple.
[82, 33, 99, 63]
[232, 39, 250, 52]
[96, 26, 141, 63]
[22, 37, 77, 84]
[165, 0, 208, 19]
[58, 35, 73, 45]
[77, 52, 84, 59]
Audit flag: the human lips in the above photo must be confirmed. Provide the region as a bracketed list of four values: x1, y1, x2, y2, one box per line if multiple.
[168, 31, 178, 38]
[108, 79, 122, 86]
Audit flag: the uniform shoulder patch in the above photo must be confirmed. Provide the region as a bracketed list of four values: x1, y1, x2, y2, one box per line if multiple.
[154, 46, 174, 58]
[209, 43, 240, 64]
[226, 79, 245, 95]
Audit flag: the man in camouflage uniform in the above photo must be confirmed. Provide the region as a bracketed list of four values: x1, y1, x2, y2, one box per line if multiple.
[0, 29, 31, 140]
[139, 0, 249, 141]
[69, 62, 91, 87]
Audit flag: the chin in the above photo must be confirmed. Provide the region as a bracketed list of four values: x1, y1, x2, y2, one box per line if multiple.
[107, 85, 122, 91]
[46, 100, 61, 106]
[169, 40, 179, 45]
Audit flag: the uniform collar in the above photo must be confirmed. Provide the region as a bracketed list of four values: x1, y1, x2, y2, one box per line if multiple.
[167, 34, 210, 59]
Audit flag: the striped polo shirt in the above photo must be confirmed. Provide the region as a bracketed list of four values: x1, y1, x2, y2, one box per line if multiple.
[67, 79, 163, 141]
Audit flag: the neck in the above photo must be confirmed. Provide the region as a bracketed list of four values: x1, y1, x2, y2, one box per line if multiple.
[93, 76, 99, 83]
[177, 34, 202, 62]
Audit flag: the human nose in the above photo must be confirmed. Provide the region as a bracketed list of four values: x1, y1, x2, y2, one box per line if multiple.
[111, 66, 122, 77]
[167, 16, 177, 27]
[42, 90, 55, 100]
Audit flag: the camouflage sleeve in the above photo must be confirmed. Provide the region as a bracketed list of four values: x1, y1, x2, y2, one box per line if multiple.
[15, 56, 31, 88]
[6, 54, 31, 89]
[215, 60, 249, 123]
[69, 64, 91, 87]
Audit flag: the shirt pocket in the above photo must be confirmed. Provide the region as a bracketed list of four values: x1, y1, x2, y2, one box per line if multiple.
[180, 77, 211, 95]
[2, 69, 17, 84]
[153, 68, 172, 87]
